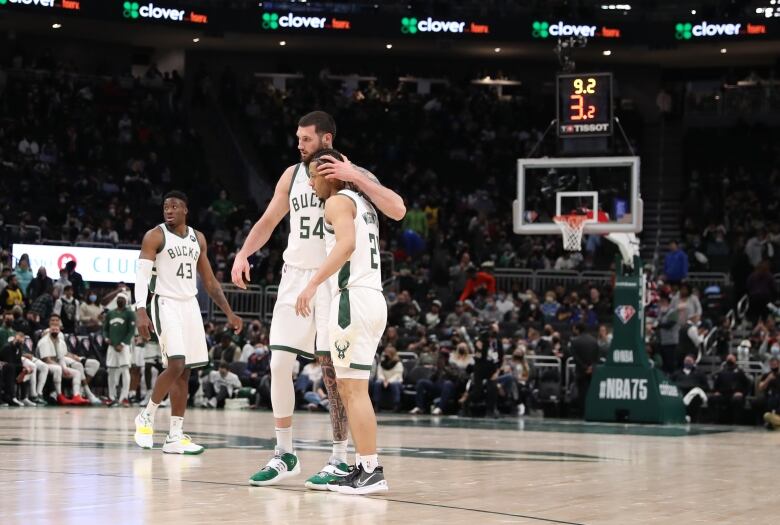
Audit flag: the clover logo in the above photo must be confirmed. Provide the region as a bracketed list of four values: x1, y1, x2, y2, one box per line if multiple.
[262, 12, 279, 30]
[123, 1, 139, 19]
[532, 21, 549, 38]
[401, 17, 418, 34]
[675, 22, 692, 40]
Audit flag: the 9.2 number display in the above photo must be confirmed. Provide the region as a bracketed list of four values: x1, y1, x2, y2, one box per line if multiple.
[556, 72, 613, 138]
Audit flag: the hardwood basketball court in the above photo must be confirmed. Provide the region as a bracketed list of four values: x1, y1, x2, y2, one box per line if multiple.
[0, 408, 774, 524]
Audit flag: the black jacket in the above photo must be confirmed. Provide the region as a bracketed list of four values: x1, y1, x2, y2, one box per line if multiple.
[671, 367, 709, 395]
[571, 333, 599, 374]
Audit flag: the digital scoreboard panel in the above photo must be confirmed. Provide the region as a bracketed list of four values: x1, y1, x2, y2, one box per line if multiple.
[556, 72, 613, 138]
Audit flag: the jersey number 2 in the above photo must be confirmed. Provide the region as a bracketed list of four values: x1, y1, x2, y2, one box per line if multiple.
[369, 233, 379, 269]
[176, 263, 193, 279]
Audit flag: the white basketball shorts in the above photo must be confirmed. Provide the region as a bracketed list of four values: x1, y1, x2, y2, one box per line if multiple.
[328, 287, 387, 380]
[149, 295, 208, 369]
[269, 264, 331, 359]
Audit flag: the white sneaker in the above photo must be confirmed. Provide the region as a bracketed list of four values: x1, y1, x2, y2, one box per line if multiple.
[432, 407, 443, 415]
[207, 398, 217, 409]
[162, 434, 204, 455]
[22, 398, 36, 407]
[518, 403, 526, 416]
[134, 412, 155, 449]
[11, 398, 24, 407]
[409, 407, 423, 415]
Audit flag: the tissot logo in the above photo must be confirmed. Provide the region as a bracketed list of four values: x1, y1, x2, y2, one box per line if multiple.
[675, 21, 767, 39]
[401, 16, 489, 35]
[261, 12, 351, 31]
[122, 2, 207, 24]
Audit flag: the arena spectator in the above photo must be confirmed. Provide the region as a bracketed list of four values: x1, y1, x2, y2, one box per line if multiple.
[26, 267, 53, 303]
[52, 269, 71, 297]
[570, 323, 599, 410]
[745, 229, 774, 268]
[671, 354, 709, 423]
[36, 316, 88, 405]
[745, 260, 777, 323]
[79, 292, 103, 333]
[64, 261, 84, 299]
[710, 354, 751, 424]
[657, 294, 681, 373]
[759, 357, 780, 429]
[53, 285, 79, 334]
[210, 332, 241, 364]
[203, 361, 242, 409]
[372, 346, 404, 412]
[13, 254, 33, 296]
[94, 219, 119, 245]
[0, 275, 24, 312]
[459, 262, 497, 302]
[663, 241, 689, 285]
[596, 324, 613, 360]
[0, 331, 26, 406]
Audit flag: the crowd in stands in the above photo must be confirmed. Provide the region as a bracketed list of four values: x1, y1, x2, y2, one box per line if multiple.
[1, 48, 780, 427]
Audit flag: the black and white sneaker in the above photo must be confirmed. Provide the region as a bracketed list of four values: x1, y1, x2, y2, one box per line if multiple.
[326, 464, 388, 495]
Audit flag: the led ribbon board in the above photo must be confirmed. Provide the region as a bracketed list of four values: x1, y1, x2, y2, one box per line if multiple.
[675, 20, 767, 39]
[401, 16, 489, 35]
[261, 11, 351, 31]
[0, 0, 80, 10]
[122, 1, 207, 24]
[532, 20, 621, 39]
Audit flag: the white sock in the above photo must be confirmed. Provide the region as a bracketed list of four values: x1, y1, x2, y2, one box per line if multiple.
[143, 400, 160, 420]
[332, 440, 348, 464]
[169, 416, 184, 438]
[355, 453, 361, 467]
[360, 454, 379, 474]
[275, 426, 293, 453]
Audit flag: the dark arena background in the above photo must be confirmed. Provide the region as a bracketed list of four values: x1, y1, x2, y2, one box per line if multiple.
[1, 1, 779, 523]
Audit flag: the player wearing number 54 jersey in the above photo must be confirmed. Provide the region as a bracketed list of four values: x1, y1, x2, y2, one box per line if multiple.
[232, 111, 405, 489]
[133, 191, 243, 455]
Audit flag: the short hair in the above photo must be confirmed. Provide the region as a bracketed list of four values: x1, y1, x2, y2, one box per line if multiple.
[219, 360, 229, 370]
[64, 285, 73, 292]
[65, 260, 76, 270]
[163, 190, 189, 205]
[49, 315, 61, 323]
[311, 148, 344, 166]
[574, 322, 586, 334]
[298, 111, 336, 138]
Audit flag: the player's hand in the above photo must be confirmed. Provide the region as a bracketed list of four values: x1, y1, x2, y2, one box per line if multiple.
[318, 154, 356, 183]
[116, 343, 124, 352]
[295, 283, 317, 317]
[231, 254, 252, 290]
[227, 313, 244, 334]
[136, 308, 153, 341]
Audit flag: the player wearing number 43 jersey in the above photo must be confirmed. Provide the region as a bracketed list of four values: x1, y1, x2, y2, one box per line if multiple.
[295, 149, 389, 495]
[232, 111, 405, 489]
[133, 191, 243, 455]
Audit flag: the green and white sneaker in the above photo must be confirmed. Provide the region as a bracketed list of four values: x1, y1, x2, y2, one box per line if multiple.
[162, 434, 204, 455]
[304, 459, 350, 490]
[134, 411, 154, 449]
[248, 449, 301, 486]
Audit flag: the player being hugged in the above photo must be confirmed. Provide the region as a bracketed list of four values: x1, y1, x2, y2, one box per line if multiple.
[133, 191, 243, 454]
[296, 149, 389, 495]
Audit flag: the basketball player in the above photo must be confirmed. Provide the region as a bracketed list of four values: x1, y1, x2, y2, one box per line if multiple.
[133, 191, 243, 454]
[295, 149, 388, 494]
[231, 111, 404, 488]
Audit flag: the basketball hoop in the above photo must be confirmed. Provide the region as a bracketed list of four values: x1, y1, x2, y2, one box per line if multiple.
[553, 214, 589, 251]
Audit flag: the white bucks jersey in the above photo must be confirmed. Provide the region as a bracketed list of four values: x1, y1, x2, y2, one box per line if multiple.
[325, 189, 382, 292]
[283, 163, 326, 269]
[151, 224, 200, 299]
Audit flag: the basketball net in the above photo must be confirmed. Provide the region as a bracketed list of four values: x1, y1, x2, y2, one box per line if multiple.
[553, 214, 589, 252]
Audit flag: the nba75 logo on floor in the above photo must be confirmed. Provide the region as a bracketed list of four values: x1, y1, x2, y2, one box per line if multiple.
[615, 305, 636, 324]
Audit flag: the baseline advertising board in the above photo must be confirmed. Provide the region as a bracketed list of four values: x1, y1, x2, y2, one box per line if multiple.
[13, 244, 141, 284]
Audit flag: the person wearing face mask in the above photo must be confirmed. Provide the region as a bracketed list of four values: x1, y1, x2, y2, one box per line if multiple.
[79, 292, 103, 333]
[759, 357, 780, 429]
[711, 354, 751, 424]
[449, 342, 475, 370]
[13, 254, 33, 299]
[671, 355, 710, 423]
[372, 346, 404, 412]
[203, 361, 242, 409]
[53, 285, 80, 334]
[0, 331, 28, 406]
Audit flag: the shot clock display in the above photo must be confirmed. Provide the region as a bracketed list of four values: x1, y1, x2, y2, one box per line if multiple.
[556, 72, 613, 138]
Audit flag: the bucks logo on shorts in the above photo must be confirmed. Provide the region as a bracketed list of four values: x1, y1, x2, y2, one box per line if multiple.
[334, 339, 350, 360]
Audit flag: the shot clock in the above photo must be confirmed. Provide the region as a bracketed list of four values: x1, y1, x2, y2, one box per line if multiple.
[556, 72, 613, 138]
